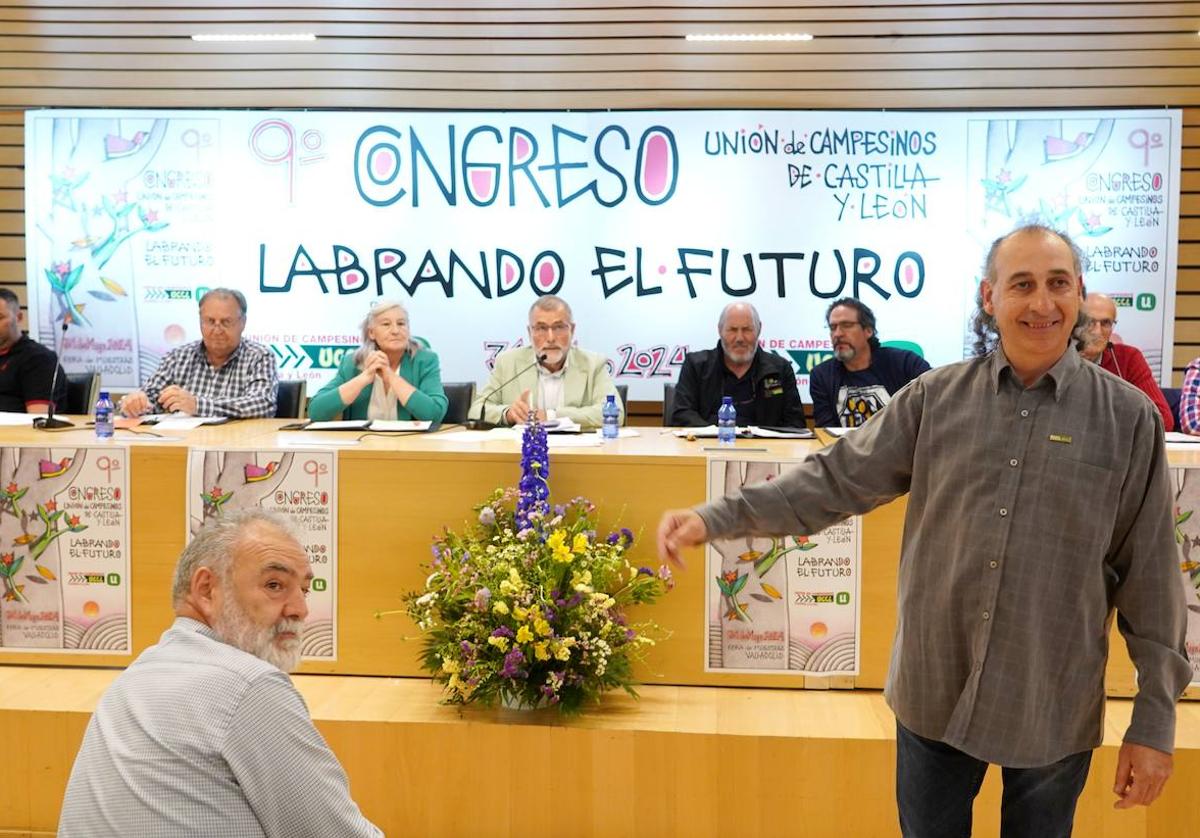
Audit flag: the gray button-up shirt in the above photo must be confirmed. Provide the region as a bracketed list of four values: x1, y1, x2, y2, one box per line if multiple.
[698, 346, 1190, 767]
[59, 617, 382, 837]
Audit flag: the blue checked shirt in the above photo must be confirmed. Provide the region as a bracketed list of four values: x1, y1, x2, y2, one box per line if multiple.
[59, 618, 382, 838]
[142, 339, 278, 417]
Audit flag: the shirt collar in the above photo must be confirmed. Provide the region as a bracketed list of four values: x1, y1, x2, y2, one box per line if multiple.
[989, 343, 1081, 400]
[173, 615, 220, 642]
[195, 338, 244, 366]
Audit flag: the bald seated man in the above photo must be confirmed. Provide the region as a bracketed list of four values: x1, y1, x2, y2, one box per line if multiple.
[1078, 292, 1173, 431]
[670, 302, 805, 427]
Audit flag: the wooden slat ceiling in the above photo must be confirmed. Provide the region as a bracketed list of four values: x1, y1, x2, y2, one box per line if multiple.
[1, 0, 1199, 381]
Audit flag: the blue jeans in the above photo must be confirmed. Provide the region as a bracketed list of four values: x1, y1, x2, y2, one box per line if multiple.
[896, 722, 1092, 838]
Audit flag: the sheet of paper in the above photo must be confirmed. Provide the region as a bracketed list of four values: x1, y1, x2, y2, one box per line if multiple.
[152, 416, 209, 431]
[748, 426, 814, 439]
[547, 434, 603, 448]
[823, 426, 853, 437]
[1166, 432, 1200, 444]
[305, 420, 369, 431]
[368, 419, 432, 432]
[0, 412, 35, 426]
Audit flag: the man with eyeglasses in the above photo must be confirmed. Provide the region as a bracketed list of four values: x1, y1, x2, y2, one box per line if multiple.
[468, 294, 621, 429]
[809, 297, 930, 428]
[120, 288, 278, 418]
[1078, 292, 1173, 431]
[670, 302, 804, 428]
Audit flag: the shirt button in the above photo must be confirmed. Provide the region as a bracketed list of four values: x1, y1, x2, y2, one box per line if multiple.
[999, 508, 1008, 517]
[989, 560, 999, 569]
[1020, 409, 1030, 417]
[982, 611, 991, 620]
[1008, 458, 1018, 467]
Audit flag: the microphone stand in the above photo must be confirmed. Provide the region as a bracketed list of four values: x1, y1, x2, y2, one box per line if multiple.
[464, 352, 547, 430]
[34, 319, 73, 429]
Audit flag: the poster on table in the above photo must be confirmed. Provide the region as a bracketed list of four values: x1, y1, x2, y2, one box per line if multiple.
[1169, 467, 1200, 686]
[705, 457, 861, 675]
[185, 448, 337, 661]
[24, 108, 1180, 400]
[0, 445, 130, 653]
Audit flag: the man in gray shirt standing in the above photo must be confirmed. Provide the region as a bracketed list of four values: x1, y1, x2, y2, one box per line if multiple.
[658, 224, 1189, 837]
[59, 510, 382, 838]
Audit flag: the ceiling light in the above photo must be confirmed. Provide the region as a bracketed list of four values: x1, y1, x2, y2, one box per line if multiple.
[192, 33, 317, 42]
[685, 33, 813, 42]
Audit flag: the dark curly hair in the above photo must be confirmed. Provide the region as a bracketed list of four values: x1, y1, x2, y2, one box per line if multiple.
[825, 297, 881, 350]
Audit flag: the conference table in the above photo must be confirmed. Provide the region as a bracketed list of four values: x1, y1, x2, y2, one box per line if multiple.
[0, 418, 1191, 700]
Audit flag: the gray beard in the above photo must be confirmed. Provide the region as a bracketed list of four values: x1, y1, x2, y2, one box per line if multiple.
[834, 345, 857, 363]
[213, 600, 304, 672]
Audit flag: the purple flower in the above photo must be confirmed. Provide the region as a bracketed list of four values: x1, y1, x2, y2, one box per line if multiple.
[473, 587, 491, 610]
[491, 626, 514, 639]
[625, 628, 637, 640]
[620, 528, 634, 546]
[460, 640, 474, 654]
[478, 506, 497, 526]
[606, 532, 621, 545]
[638, 566, 654, 576]
[658, 565, 674, 589]
[515, 422, 550, 532]
[500, 648, 526, 679]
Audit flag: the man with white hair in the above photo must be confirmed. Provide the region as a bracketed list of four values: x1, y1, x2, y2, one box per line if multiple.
[59, 510, 381, 838]
[670, 302, 804, 427]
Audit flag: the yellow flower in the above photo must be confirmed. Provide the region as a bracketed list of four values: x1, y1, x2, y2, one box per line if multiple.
[572, 569, 592, 587]
[441, 656, 460, 674]
[547, 530, 567, 550]
[533, 641, 550, 661]
[487, 636, 510, 651]
[492, 601, 510, 616]
[572, 533, 589, 553]
[508, 567, 523, 586]
[534, 618, 552, 637]
[513, 606, 529, 622]
[554, 644, 571, 661]
[516, 625, 534, 644]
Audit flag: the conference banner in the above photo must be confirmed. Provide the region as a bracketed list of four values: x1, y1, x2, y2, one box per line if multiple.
[1170, 467, 1200, 686]
[705, 458, 861, 675]
[24, 108, 1181, 400]
[185, 448, 337, 661]
[0, 445, 130, 652]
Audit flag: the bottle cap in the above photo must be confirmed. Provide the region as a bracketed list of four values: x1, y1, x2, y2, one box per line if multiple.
[99, 390, 110, 399]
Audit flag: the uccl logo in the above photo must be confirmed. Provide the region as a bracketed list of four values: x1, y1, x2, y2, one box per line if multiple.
[143, 287, 193, 302]
[786, 341, 925, 374]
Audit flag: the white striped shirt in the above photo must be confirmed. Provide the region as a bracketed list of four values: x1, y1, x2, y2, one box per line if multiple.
[59, 617, 382, 838]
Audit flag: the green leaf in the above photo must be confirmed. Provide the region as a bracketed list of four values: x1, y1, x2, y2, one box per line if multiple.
[731, 573, 748, 596]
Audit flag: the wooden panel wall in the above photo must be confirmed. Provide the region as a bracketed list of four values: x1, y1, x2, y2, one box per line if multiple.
[2, 0, 1199, 381]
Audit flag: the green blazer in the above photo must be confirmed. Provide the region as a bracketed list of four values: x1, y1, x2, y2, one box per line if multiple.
[467, 345, 622, 429]
[308, 348, 448, 422]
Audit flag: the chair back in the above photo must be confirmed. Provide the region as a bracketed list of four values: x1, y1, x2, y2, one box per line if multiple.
[615, 383, 629, 424]
[65, 372, 99, 415]
[662, 382, 676, 426]
[1163, 386, 1182, 431]
[275, 380, 308, 419]
[442, 381, 476, 424]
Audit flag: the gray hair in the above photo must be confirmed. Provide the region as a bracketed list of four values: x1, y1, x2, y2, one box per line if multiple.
[353, 298, 420, 367]
[198, 287, 248, 317]
[970, 223, 1086, 357]
[528, 294, 573, 323]
[172, 509, 299, 608]
[717, 302, 761, 334]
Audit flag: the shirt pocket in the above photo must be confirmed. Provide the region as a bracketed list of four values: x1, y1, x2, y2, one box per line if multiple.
[1032, 453, 1117, 563]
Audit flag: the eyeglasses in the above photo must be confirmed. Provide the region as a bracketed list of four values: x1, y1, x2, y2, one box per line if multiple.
[828, 320, 861, 332]
[530, 322, 572, 336]
[1090, 318, 1116, 329]
[201, 317, 242, 330]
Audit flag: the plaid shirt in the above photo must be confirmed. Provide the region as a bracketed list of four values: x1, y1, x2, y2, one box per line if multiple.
[143, 339, 277, 418]
[698, 346, 1189, 767]
[1179, 356, 1200, 434]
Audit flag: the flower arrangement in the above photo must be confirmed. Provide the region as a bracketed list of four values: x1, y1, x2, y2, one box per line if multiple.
[401, 421, 673, 713]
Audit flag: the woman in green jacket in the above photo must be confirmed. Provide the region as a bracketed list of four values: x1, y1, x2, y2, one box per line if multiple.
[308, 300, 448, 422]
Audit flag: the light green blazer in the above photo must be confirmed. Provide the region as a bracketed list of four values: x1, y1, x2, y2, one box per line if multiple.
[467, 346, 623, 429]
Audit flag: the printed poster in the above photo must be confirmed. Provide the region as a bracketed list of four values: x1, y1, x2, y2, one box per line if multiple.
[705, 458, 861, 675]
[24, 108, 1182, 400]
[0, 445, 131, 652]
[186, 448, 337, 661]
[1170, 467, 1200, 686]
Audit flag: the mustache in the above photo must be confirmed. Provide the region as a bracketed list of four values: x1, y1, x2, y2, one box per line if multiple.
[273, 619, 305, 642]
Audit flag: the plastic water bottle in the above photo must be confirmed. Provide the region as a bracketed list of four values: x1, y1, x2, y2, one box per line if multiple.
[717, 396, 737, 446]
[94, 390, 114, 440]
[602, 394, 620, 440]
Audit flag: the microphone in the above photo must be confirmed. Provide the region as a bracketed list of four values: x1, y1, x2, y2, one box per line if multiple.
[34, 318, 72, 430]
[465, 352, 548, 430]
